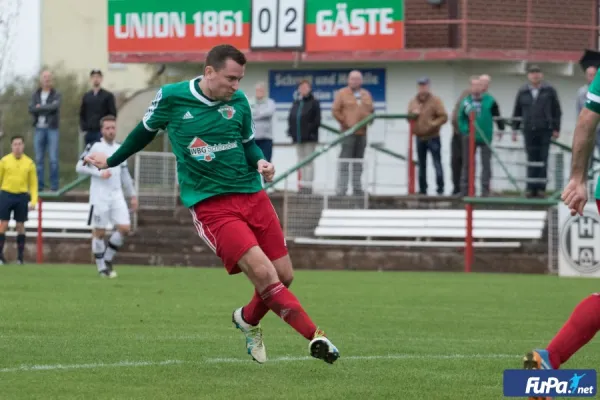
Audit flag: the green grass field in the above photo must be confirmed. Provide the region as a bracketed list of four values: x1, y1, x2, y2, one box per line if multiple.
[1, 265, 600, 399]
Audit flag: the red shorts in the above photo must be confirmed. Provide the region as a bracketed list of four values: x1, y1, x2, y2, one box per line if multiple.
[189, 190, 288, 274]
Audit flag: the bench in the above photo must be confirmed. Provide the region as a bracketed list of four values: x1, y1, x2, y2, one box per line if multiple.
[294, 209, 548, 248]
[5, 201, 112, 239]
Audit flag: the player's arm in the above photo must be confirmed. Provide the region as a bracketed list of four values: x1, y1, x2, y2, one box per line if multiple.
[28, 160, 38, 206]
[241, 96, 266, 168]
[106, 88, 169, 168]
[120, 162, 137, 198]
[76, 143, 103, 177]
[0, 158, 5, 187]
[570, 104, 600, 183]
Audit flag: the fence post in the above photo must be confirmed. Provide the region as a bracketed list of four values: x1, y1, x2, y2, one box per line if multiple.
[465, 111, 476, 273]
[36, 197, 43, 264]
[408, 120, 415, 194]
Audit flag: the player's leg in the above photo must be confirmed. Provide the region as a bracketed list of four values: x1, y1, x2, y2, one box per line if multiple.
[0, 192, 11, 264]
[240, 191, 339, 364]
[13, 195, 29, 264]
[524, 293, 600, 371]
[89, 204, 112, 277]
[103, 197, 131, 275]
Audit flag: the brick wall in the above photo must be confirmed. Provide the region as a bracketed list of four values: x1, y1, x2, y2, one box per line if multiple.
[405, 0, 597, 51]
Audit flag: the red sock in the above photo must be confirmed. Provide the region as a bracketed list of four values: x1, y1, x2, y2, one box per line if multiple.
[242, 289, 270, 326]
[546, 293, 600, 368]
[260, 282, 317, 340]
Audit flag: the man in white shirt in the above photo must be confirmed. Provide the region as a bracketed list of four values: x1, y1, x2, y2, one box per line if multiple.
[76, 115, 138, 277]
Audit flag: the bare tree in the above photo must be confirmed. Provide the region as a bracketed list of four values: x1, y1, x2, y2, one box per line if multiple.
[0, 0, 22, 88]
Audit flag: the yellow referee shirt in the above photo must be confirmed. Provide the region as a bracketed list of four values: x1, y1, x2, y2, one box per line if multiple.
[0, 154, 38, 205]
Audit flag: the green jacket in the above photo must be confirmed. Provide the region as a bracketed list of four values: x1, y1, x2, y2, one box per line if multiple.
[457, 93, 504, 144]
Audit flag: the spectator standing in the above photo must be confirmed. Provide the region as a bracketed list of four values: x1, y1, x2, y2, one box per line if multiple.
[0, 136, 38, 264]
[28, 70, 61, 192]
[457, 77, 505, 197]
[332, 70, 374, 196]
[450, 80, 473, 195]
[80, 69, 117, 147]
[251, 82, 276, 162]
[287, 80, 321, 193]
[408, 77, 448, 195]
[512, 65, 562, 198]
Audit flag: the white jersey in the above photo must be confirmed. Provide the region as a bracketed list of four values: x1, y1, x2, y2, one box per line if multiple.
[76, 139, 136, 206]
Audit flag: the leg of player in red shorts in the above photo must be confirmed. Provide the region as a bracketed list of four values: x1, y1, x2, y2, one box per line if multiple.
[191, 192, 339, 365]
[522, 198, 600, 380]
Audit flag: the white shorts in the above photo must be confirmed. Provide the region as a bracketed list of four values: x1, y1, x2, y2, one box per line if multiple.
[88, 197, 130, 229]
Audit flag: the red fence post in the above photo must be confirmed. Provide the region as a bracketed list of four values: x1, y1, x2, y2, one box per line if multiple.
[408, 120, 415, 194]
[465, 112, 476, 273]
[36, 198, 43, 264]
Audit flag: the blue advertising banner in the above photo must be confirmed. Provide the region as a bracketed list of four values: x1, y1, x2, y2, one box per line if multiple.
[268, 68, 386, 110]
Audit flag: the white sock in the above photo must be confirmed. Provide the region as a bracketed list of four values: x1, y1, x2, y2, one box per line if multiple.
[104, 231, 124, 262]
[92, 238, 106, 272]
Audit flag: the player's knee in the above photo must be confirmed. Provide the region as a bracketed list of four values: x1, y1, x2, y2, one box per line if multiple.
[250, 263, 279, 288]
[0, 221, 9, 233]
[117, 225, 130, 235]
[280, 273, 293, 288]
[93, 229, 105, 238]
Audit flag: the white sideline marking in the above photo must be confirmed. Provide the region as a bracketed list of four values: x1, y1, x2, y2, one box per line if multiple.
[0, 359, 183, 373]
[206, 353, 518, 363]
[0, 354, 518, 372]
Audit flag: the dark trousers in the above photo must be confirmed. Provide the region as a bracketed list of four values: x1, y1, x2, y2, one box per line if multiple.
[337, 135, 367, 195]
[84, 131, 102, 147]
[255, 139, 273, 162]
[460, 136, 492, 196]
[416, 136, 444, 195]
[523, 131, 551, 195]
[451, 133, 462, 194]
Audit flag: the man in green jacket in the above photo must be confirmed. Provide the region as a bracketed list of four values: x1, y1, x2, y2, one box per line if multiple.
[458, 77, 505, 196]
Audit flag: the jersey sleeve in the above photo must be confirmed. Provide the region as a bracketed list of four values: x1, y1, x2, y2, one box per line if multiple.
[585, 74, 600, 114]
[240, 94, 256, 144]
[142, 87, 170, 132]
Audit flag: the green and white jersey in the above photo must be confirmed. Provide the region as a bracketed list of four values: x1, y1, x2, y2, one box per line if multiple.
[586, 73, 600, 114]
[143, 76, 262, 207]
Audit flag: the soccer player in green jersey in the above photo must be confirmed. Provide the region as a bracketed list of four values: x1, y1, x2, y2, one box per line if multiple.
[522, 67, 600, 378]
[84, 44, 339, 365]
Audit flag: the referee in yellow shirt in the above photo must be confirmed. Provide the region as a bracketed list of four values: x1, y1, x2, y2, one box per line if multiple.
[0, 135, 38, 264]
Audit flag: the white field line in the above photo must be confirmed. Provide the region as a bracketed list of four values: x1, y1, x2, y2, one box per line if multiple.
[0, 353, 519, 373]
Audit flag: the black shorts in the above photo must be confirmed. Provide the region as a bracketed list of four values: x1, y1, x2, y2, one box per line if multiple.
[0, 191, 29, 222]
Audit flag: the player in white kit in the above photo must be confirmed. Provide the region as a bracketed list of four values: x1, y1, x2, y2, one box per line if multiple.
[76, 115, 138, 277]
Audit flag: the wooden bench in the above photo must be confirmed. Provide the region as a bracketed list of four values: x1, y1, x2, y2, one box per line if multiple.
[5, 201, 112, 239]
[294, 209, 548, 248]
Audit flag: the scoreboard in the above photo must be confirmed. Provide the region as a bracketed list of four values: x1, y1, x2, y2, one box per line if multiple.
[108, 0, 404, 56]
[250, 0, 306, 51]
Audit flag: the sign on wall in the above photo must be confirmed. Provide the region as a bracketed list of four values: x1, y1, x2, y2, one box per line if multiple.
[107, 0, 404, 54]
[559, 203, 600, 277]
[261, 68, 386, 143]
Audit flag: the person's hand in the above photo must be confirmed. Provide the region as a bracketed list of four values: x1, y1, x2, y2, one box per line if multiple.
[130, 196, 138, 212]
[562, 178, 588, 216]
[552, 130, 559, 139]
[35, 104, 40, 108]
[257, 160, 275, 182]
[100, 170, 112, 179]
[28, 203, 35, 211]
[84, 152, 109, 170]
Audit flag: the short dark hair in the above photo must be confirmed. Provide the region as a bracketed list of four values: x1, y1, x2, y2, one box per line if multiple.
[298, 79, 311, 87]
[205, 44, 246, 72]
[10, 135, 24, 144]
[100, 115, 116, 128]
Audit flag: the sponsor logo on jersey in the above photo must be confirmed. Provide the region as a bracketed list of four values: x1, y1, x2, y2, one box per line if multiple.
[217, 105, 236, 120]
[187, 137, 238, 162]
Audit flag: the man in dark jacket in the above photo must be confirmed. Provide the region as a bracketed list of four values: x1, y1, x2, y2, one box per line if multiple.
[28, 70, 61, 192]
[287, 80, 321, 193]
[79, 69, 117, 146]
[512, 65, 562, 198]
